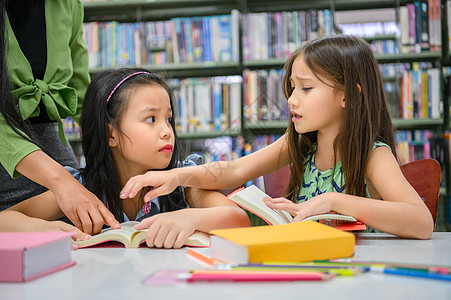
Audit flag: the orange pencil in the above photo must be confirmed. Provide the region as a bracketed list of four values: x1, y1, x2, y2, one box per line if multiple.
[186, 248, 222, 267]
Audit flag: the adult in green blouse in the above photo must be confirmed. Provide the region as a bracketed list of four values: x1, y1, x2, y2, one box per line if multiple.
[0, 0, 120, 234]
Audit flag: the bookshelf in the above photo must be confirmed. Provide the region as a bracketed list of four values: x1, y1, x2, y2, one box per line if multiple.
[79, 0, 451, 229]
[90, 62, 241, 78]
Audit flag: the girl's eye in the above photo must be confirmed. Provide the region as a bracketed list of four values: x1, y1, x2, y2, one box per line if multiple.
[166, 117, 172, 123]
[302, 87, 312, 92]
[146, 116, 155, 123]
[289, 86, 295, 92]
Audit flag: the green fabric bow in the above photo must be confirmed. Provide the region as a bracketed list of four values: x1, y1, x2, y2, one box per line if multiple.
[12, 79, 78, 146]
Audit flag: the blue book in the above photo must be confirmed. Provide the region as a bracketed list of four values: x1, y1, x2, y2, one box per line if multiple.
[204, 17, 212, 61]
[101, 24, 107, 67]
[174, 18, 185, 63]
[183, 18, 194, 63]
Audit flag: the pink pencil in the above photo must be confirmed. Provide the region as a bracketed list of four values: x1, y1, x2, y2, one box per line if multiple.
[178, 270, 334, 282]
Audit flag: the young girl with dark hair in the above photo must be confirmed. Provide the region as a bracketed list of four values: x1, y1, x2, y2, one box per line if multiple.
[120, 35, 433, 239]
[0, 68, 250, 248]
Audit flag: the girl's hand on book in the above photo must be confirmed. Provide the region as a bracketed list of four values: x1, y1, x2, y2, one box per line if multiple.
[40, 220, 91, 244]
[263, 193, 332, 222]
[134, 210, 197, 249]
[120, 170, 178, 203]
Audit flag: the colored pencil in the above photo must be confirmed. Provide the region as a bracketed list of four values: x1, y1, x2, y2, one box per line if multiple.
[223, 266, 364, 276]
[186, 248, 222, 267]
[318, 259, 451, 274]
[216, 263, 367, 276]
[177, 270, 334, 282]
[372, 267, 451, 281]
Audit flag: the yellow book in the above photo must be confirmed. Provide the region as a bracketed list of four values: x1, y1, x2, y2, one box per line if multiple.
[421, 71, 429, 119]
[209, 221, 355, 264]
[75, 221, 210, 248]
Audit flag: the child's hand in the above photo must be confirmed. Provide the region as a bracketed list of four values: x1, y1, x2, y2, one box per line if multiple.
[263, 193, 332, 222]
[134, 210, 197, 249]
[37, 220, 91, 250]
[120, 170, 178, 203]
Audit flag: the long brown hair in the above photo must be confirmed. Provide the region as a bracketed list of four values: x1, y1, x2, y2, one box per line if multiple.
[282, 35, 396, 202]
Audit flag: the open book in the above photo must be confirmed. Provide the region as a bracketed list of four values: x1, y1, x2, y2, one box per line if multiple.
[227, 185, 366, 231]
[75, 221, 211, 248]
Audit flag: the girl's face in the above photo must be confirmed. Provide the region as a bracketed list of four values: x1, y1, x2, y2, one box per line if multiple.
[110, 84, 175, 173]
[287, 56, 345, 135]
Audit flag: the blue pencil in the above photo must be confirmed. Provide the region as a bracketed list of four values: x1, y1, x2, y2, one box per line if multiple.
[374, 267, 451, 281]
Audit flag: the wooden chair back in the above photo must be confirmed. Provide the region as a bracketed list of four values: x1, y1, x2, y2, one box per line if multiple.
[263, 165, 291, 198]
[400, 159, 441, 229]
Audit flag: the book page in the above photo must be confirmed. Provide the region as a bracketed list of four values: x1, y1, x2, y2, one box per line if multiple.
[185, 232, 211, 247]
[76, 221, 141, 248]
[302, 214, 357, 222]
[228, 185, 293, 225]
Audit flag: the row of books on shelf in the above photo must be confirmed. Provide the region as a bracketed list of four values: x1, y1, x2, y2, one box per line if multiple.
[244, 66, 442, 123]
[384, 65, 441, 120]
[81, 5, 446, 68]
[243, 70, 288, 123]
[396, 130, 450, 187]
[83, 13, 239, 68]
[338, 22, 398, 39]
[170, 77, 242, 133]
[65, 63, 443, 138]
[188, 135, 282, 189]
[368, 40, 398, 55]
[399, 0, 442, 53]
[242, 10, 334, 61]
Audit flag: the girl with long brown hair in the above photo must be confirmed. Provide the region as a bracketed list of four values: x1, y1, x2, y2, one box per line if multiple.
[120, 35, 433, 239]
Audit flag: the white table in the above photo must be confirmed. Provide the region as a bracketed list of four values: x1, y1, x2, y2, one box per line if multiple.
[1, 233, 451, 300]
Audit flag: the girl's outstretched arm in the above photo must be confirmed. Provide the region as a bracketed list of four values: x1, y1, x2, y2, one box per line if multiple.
[121, 134, 290, 202]
[134, 188, 250, 248]
[0, 191, 91, 241]
[265, 146, 434, 239]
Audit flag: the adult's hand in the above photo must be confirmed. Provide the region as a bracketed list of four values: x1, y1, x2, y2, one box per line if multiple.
[16, 150, 120, 234]
[53, 175, 121, 234]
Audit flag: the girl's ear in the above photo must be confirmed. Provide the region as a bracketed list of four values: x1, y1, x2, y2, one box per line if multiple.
[108, 123, 118, 147]
[340, 95, 346, 109]
[337, 89, 346, 109]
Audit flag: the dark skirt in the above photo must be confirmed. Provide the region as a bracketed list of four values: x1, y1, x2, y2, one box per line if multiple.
[0, 122, 78, 211]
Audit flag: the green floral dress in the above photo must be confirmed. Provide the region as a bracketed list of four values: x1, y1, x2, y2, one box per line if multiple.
[298, 141, 390, 233]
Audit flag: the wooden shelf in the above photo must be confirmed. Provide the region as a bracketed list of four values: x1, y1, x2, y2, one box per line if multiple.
[84, 0, 239, 22]
[363, 34, 397, 42]
[244, 119, 444, 132]
[244, 52, 442, 70]
[244, 0, 412, 13]
[244, 58, 287, 70]
[89, 62, 241, 78]
[374, 52, 442, 63]
[392, 118, 444, 129]
[178, 130, 241, 139]
[245, 121, 288, 130]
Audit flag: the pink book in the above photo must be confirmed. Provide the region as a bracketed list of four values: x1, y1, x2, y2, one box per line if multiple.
[0, 232, 75, 282]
